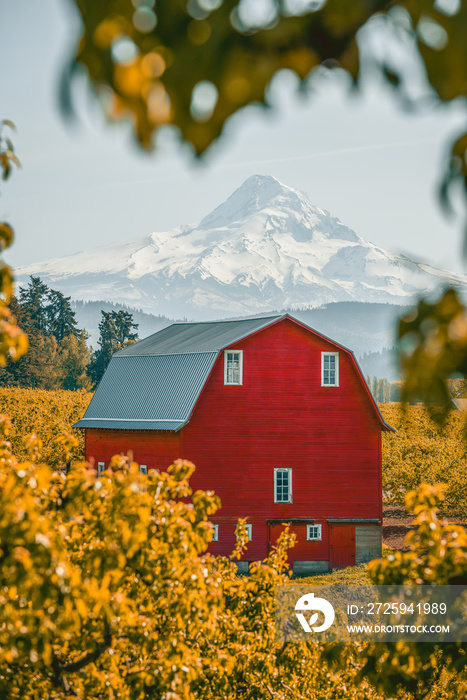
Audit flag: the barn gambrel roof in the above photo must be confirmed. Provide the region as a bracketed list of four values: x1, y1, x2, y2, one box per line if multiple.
[74, 314, 394, 432]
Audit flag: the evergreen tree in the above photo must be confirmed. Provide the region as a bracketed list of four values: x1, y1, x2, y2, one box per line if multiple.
[47, 289, 78, 342]
[19, 277, 79, 341]
[112, 310, 138, 346]
[89, 311, 138, 386]
[18, 276, 50, 334]
[366, 377, 391, 403]
[383, 378, 390, 403]
[377, 379, 384, 403]
[372, 376, 378, 399]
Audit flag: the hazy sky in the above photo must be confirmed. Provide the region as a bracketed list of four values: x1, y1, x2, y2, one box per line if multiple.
[2, 0, 466, 274]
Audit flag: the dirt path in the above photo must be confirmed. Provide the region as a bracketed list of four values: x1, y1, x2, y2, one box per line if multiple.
[383, 504, 467, 551]
[383, 505, 414, 551]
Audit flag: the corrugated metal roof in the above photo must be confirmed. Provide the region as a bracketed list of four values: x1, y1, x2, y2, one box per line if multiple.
[116, 315, 282, 356]
[73, 352, 217, 430]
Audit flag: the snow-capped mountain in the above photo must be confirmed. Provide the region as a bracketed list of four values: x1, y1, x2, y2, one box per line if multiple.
[16, 175, 467, 318]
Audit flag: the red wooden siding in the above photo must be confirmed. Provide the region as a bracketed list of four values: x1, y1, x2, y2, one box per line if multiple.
[85, 317, 383, 565]
[269, 522, 329, 566]
[207, 517, 268, 559]
[85, 429, 181, 471]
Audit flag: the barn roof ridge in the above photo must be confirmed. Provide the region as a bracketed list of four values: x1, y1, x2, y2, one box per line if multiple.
[115, 314, 285, 356]
[169, 313, 283, 326]
[113, 350, 230, 357]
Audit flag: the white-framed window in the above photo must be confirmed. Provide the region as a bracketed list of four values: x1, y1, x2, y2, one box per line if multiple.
[139, 464, 148, 475]
[236, 523, 252, 541]
[307, 524, 322, 541]
[274, 468, 292, 503]
[97, 462, 105, 476]
[321, 352, 339, 386]
[212, 524, 219, 542]
[224, 350, 243, 385]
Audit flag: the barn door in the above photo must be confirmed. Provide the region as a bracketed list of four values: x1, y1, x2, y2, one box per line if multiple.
[329, 524, 355, 569]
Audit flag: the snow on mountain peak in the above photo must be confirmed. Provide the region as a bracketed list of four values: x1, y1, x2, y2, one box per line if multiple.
[199, 174, 285, 229]
[15, 175, 467, 319]
[198, 174, 359, 246]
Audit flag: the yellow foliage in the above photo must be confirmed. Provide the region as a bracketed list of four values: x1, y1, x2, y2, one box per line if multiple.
[381, 404, 467, 519]
[0, 447, 388, 700]
[358, 485, 467, 698]
[0, 388, 91, 466]
[0, 393, 465, 698]
[0, 122, 27, 365]
[320, 484, 467, 700]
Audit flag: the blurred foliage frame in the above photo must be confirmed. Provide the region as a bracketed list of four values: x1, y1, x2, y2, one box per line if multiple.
[3, 6, 467, 694]
[67, 0, 467, 211]
[0, 120, 28, 365]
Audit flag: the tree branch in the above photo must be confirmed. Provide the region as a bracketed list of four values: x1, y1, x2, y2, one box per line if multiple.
[52, 618, 112, 695]
[51, 655, 79, 696]
[62, 619, 112, 673]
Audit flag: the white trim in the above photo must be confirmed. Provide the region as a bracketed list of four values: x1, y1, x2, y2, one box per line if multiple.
[274, 468, 292, 503]
[97, 461, 105, 476]
[224, 350, 243, 385]
[236, 523, 252, 541]
[139, 464, 148, 474]
[307, 524, 322, 541]
[321, 352, 339, 387]
[212, 524, 219, 541]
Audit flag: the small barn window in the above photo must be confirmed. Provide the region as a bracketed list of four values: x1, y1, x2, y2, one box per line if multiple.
[307, 524, 322, 541]
[140, 464, 148, 475]
[274, 468, 292, 503]
[97, 462, 105, 476]
[236, 523, 252, 541]
[321, 352, 339, 386]
[212, 524, 219, 541]
[224, 350, 243, 385]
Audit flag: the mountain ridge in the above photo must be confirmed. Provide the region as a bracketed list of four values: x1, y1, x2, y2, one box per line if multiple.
[16, 174, 467, 319]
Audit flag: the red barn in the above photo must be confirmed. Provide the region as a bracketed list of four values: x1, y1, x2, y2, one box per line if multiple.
[75, 314, 393, 574]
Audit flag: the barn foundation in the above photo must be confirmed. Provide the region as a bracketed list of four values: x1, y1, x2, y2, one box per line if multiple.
[355, 525, 382, 564]
[293, 560, 330, 575]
